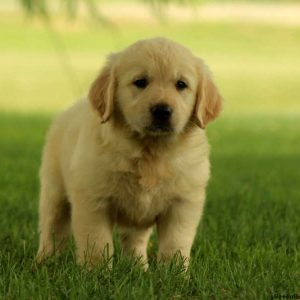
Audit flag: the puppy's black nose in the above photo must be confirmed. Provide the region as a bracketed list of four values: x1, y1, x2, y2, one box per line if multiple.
[150, 103, 172, 122]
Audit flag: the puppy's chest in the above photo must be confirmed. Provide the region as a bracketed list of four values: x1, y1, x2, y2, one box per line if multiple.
[107, 157, 176, 227]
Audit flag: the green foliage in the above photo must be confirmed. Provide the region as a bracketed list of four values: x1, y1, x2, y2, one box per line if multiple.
[19, 0, 110, 22]
[18, 0, 299, 19]
[20, 0, 49, 17]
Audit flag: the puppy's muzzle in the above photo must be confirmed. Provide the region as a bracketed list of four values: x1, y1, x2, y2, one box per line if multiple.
[148, 103, 173, 133]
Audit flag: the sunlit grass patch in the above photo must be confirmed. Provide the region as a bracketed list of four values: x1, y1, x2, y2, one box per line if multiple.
[1, 13, 300, 114]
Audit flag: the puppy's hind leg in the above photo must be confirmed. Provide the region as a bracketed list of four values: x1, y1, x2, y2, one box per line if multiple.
[36, 171, 71, 263]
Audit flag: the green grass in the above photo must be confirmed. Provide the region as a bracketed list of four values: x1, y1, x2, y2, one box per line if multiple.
[0, 114, 299, 299]
[1, 6, 300, 299]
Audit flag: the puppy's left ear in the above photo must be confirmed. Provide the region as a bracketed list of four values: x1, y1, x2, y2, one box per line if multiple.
[88, 56, 117, 123]
[194, 60, 223, 129]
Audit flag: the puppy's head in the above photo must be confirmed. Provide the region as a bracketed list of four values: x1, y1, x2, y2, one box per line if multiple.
[89, 38, 222, 137]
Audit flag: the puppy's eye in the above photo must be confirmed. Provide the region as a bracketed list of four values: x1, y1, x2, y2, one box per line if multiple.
[176, 80, 188, 91]
[133, 78, 148, 89]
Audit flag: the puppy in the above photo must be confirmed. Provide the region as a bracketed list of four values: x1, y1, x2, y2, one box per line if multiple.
[37, 37, 222, 268]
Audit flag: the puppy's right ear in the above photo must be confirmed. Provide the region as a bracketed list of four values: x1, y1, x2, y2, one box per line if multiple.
[88, 59, 116, 123]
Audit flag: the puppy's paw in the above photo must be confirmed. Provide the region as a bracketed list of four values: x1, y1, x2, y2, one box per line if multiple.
[35, 249, 52, 264]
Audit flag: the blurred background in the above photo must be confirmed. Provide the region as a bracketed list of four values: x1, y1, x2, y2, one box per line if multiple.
[1, 0, 300, 116]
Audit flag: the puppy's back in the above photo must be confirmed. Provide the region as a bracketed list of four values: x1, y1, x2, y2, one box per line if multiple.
[40, 99, 92, 183]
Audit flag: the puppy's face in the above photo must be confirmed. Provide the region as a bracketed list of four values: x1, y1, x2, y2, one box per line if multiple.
[115, 41, 198, 136]
[89, 38, 222, 137]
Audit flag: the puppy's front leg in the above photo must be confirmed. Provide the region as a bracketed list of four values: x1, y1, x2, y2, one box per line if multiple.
[71, 198, 114, 268]
[120, 227, 152, 269]
[157, 191, 206, 268]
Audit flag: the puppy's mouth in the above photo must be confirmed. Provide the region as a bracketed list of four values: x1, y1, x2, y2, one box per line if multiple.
[144, 124, 173, 136]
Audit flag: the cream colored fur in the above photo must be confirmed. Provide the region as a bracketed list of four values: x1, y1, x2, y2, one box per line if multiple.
[37, 37, 222, 269]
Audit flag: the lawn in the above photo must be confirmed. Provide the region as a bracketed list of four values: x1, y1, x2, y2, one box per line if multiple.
[0, 5, 300, 299]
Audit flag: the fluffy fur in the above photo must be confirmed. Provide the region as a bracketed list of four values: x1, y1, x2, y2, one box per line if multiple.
[37, 37, 222, 268]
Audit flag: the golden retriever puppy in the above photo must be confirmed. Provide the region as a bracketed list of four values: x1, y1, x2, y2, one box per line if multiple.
[36, 37, 222, 268]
